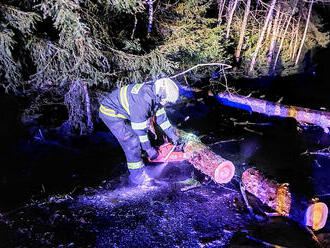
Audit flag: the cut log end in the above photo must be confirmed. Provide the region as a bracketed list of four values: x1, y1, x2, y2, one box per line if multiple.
[214, 161, 235, 184]
[305, 202, 328, 231]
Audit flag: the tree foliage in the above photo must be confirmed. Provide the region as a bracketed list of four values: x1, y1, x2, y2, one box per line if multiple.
[0, 0, 329, 133]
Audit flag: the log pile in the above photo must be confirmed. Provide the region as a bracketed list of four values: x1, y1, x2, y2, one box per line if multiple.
[179, 130, 235, 184]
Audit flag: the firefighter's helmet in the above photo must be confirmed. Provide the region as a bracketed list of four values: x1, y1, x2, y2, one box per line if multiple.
[154, 78, 179, 103]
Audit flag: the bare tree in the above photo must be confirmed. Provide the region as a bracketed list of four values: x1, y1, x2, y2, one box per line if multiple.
[217, 0, 226, 25]
[235, 0, 251, 64]
[291, 15, 301, 60]
[248, 0, 277, 74]
[267, 4, 281, 71]
[273, 0, 298, 72]
[226, 0, 240, 39]
[295, 0, 314, 66]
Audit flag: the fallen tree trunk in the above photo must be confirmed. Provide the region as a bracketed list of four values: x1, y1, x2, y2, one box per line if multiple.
[178, 130, 235, 184]
[217, 92, 330, 132]
[242, 168, 328, 231]
[242, 168, 291, 217]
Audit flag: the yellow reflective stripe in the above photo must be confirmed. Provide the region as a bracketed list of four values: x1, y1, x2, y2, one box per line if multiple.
[138, 135, 149, 143]
[127, 161, 144, 170]
[131, 120, 148, 130]
[100, 105, 127, 119]
[120, 85, 130, 115]
[131, 83, 144, 94]
[100, 105, 115, 113]
[156, 107, 166, 116]
[160, 120, 171, 130]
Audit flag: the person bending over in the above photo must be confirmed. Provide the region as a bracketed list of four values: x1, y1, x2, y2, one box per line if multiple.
[99, 78, 180, 186]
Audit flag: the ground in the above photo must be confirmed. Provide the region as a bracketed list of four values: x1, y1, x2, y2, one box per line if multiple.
[0, 91, 329, 247]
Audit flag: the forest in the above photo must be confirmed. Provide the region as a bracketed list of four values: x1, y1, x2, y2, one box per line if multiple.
[1, 0, 329, 133]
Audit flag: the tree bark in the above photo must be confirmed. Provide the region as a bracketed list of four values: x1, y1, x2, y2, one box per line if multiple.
[265, 14, 273, 41]
[226, 0, 239, 39]
[273, 0, 298, 72]
[235, 0, 251, 64]
[291, 15, 301, 60]
[131, 15, 138, 40]
[82, 82, 93, 131]
[242, 168, 328, 231]
[267, 5, 281, 72]
[179, 130, 235, 184]
[248, 0, 277, 74]
[242, 168, 291, 216]
[217, 92, 330, 132]
[295, 0, 314, 66]
[288, 20, 296, 59]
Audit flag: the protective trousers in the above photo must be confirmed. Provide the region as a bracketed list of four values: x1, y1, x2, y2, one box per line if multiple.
[99, 111, 144, 170]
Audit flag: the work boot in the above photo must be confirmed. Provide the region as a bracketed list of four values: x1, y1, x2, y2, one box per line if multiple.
[128, 167, 154, 187]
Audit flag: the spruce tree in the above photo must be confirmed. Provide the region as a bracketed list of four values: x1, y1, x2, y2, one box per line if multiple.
[0, 0, 329, 134]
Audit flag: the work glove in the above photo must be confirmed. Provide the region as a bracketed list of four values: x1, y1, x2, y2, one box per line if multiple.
[146, 147, 159, 160]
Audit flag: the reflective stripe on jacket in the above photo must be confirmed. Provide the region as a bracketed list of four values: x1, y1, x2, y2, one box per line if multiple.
[100, 83, 177, 150]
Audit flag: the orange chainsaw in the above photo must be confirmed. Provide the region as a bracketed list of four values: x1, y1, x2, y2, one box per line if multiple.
[148, 142, 186, 163]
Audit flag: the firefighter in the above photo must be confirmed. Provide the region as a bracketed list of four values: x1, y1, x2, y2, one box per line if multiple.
[99, 78, 180, 186]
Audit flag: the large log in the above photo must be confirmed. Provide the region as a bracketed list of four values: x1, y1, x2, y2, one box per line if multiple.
[179, 130, 235, 184]
[242, 168, 291, 217]
[217, 92, 330, 132]
[242, 168, 328, 231]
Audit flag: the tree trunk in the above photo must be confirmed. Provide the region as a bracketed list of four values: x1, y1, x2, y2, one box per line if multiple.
[265, 14, 273, 41]
[131, 15, 138, 40]
[226, 0, 239, 39]
[235, 0, 251, 64]
[267, 5, 281, 72]
[288, 20, 296, 59]
[273, 0, 298, 73]
[217, 0, 226, 25]
[179, 130, 235, 184]
[248, 0, 277, 74]
[242, 168, 328, 231]
[242, 168, 291, 216]
[292, 15, 301, 61]
[217, 92, 330, 132]
[82, 82, 93, 131]
[295, 0, 313, 66]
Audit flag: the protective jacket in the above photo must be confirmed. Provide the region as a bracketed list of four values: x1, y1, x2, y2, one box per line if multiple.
[99, 82, 178, 169]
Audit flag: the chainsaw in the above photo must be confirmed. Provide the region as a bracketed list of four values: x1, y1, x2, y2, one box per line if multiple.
[148, 142, 186, 163]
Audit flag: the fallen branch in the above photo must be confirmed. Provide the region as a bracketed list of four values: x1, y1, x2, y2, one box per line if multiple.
[233, 121, 272, 126]
[301, 147, 330, 158]
[305, 226, 324, 248]
[240, 182, 254, 216]
[243, 127, 263, 135]
[210, 138, 245, 146]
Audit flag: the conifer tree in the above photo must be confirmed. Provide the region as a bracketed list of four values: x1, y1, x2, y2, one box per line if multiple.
[0, 0, 329, 134]
[0, 0, 176, 134]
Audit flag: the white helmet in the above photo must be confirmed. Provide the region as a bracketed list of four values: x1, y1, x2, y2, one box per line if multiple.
[154, 78, 179, 103]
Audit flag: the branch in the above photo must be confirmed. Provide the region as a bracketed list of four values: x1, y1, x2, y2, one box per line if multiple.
[301, 147, 330, 158]
[170, 63, 232, 79]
